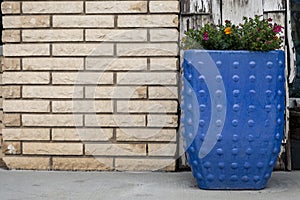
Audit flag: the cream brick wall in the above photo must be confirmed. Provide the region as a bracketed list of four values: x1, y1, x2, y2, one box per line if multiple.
[1, 0, 179, 171]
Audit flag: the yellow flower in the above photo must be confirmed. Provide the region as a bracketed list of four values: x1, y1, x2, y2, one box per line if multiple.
[274, 36, 279, 41]
[224, 27, 232, 35]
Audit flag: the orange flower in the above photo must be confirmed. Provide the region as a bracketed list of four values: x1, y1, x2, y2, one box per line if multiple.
[224, 27, 232, 35]
[274, 36, 279, 41]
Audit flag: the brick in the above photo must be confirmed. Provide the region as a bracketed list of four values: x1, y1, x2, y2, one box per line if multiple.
[86, 1, 147, 13]
[1, 1, 20, 14]
[149, 1, 179, 13]
[53, 15, 114, 28]
[86, 29, 147, 42]
[117, 72, 178, 85]
[3, 72, 50, 84]
[2, 142, 21, 155]
[150, 29, 178, 42]
[23, 86, 83, 99]
[1, 86, 21, 98]
[52, 128, 113, 141]
[52, 100, 113, 113]
[116, 128, 177, 142]
[2, 16, 50, 28]
[22, 114, 83, 127]
[23, 58, 84, 70]
[148, 86, 178, 99]
[4, 114, 20, 127]
[115, 158, 176, 171]
[1, 58, 21, 71]
[117, 100, 178, 113]
[22, 1, 83, 14]
[86, 58, 147, 71]
[2, 30, 21, 43]
[3, 156, 50, 170]
[147, 115, 178, 127]
[3, 128, 50, 141]
[3, 44, 50, 56]
[3, 100, 50, 113]
[150, 58, 178, 70]
[85, 114, 146, 127]
[22, 29, 83, 42]
[117, 43, 178, 56]
[85, 86, 147, 99]
[118, 15, 178, 27]
[23, 142, 83, 155]
[148, 143, 177, 156]
[85, 143, 146, 156]
[52, 72, 113, 85]
[53, 157, 113, 171]
[52, 43, 113, 56]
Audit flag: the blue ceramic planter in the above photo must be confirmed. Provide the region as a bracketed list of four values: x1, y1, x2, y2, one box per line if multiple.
[181, 50, 285, 189]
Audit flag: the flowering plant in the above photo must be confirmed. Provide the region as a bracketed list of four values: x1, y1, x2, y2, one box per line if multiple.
[182, 15, 284, 51]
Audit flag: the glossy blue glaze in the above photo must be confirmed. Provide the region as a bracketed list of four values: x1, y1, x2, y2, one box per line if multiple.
[181, 50, 285, 189]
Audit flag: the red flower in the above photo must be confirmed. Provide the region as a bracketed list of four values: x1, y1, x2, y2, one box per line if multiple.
[273, 25, 283, 33]
[203, 32, 209, 41]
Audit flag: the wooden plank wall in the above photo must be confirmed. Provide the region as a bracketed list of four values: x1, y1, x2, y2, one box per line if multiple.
[222, 0, 263, 24]
[180, 0, 294, 170]
[180, 0, 286, 31]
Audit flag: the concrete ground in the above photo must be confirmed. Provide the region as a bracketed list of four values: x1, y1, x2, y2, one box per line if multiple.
[0, 170, 299, 200]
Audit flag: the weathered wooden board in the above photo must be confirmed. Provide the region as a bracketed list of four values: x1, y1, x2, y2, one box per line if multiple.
[180, 15, 211, 33]
[221, 0, 263, 24]
[265, 12, 285, 25]
[263, 0, 286, 12]
[211, 0, 222, 24]
[180, 0, 221, 31]
[181, 0, 211, 14]
[285, 67, 292, 170]
[287, 0, 297, 83]
[284, 0, 296, 170]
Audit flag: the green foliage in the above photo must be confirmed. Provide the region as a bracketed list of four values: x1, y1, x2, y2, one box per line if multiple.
[182, 15, 284, 51]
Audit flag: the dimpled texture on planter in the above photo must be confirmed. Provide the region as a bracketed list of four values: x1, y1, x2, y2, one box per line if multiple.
[181, 50, 285, 189]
